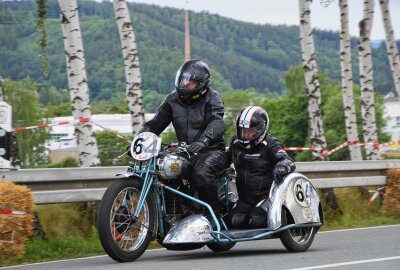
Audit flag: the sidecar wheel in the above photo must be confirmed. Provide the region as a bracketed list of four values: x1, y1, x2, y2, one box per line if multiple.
[98, 178, 156, 262]
[207, 242, 236, 252]
[279, 207, 316, 252]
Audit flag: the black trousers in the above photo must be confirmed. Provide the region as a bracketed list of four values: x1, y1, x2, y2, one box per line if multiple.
[229, 199, 268, 229]
[189, 150, 227, 213]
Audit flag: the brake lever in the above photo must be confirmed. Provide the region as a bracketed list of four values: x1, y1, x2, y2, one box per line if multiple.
[178, 142, 193, 158]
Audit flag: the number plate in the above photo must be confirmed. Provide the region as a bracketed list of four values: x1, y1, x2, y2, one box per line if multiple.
[293, 178, 312, 207]
[130, 132, 161, 161]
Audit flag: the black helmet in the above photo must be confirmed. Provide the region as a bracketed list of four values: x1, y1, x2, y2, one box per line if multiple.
[236, 106, 269, 149]
[175, 59, 211, 103]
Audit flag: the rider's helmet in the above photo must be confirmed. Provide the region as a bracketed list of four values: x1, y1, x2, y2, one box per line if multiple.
[175, 59, 211, 103]
[236, 106, 269, 149]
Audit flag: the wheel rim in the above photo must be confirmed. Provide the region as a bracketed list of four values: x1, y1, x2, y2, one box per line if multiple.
[109, 187, 149, 252]
[288, 226, 314, 243]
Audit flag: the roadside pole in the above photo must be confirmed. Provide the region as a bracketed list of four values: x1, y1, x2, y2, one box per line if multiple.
[0, 77, 12, 170]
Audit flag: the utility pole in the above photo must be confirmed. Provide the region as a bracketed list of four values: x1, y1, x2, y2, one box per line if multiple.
[184, 9, 191, 61]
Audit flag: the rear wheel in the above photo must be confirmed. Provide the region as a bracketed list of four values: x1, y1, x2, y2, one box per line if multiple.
[98, 178, 156, 262]
[279, 207, 316, 252]
[206, 242, 236, 252]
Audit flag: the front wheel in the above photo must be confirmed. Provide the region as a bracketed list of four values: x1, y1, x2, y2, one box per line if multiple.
[279, 207, 316, 252]
[98, 178, 156, 262]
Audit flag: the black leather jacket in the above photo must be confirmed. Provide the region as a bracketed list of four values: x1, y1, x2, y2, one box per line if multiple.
[226, 135, 296, 205]
[141, 88, 226, 151]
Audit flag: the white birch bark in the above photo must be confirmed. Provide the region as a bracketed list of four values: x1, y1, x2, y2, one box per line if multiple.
[379, 0, 400, 96]
[358, 0, 379, 160]
[0, 76, 4, 102]
[298, 0, 328, 161]
[58, 0, 100, 167]
[113, 0, 144, 136]
[339, 0, 362, 161]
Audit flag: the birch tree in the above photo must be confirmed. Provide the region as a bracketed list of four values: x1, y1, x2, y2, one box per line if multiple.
[58, 0, 100, 167]
[298, 0, 328, 161]
[339, 0, 362, 160]
[358, 0, 379, 160]
[0, 76, 4, 101]
[113, 0, 144, 136]
[299, 0, 341, 213]
[379, 0, 400, 96]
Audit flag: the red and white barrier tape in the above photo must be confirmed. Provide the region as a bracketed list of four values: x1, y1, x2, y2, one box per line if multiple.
[90, 121, 130, 142]
[284, 147, 325, 151]
[11, 119, 397, 156]
[13, 117, 130, 142]
[13, 118, 90, 131]
[321, 141, 351, 157]
[0, 209, 27, 215]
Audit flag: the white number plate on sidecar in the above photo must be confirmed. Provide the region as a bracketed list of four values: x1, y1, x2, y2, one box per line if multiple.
[130, 132, 162, 161]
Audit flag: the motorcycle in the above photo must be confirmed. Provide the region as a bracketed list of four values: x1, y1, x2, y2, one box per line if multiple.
[97, 132, 324, 262]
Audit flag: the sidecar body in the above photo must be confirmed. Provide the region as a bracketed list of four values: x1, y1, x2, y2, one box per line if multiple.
[163, 172, 323, 246]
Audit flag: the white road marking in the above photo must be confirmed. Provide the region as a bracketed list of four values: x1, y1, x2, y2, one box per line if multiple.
[286, 256, 400, 270]
[319, 223, 400, 234]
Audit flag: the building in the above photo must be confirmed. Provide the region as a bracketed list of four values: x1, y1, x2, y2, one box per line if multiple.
[383, 94, 400, 140]
[381, 94, 400, 156]
[46, 113, 162, 162]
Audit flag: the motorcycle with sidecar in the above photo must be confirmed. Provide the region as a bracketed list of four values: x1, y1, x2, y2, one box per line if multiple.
[97, 132, 324, 262]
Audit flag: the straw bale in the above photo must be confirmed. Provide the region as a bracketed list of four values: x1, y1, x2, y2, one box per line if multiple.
[0, 180, 33, 260]
[382, 168, 400, 216]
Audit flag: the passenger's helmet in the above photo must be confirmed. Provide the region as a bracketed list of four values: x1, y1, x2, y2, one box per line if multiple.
[236, 106, 269, 149]
[175, 59, 211, 103]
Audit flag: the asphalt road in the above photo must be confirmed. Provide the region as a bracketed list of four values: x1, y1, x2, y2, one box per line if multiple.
[3, 224, 400, 270]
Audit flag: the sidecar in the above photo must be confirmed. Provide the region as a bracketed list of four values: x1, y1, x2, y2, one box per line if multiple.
[163, 172, 323, 252]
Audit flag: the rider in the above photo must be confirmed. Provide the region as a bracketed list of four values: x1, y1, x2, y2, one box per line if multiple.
[134, 59, 227, 217]
[225, 106, 296, 229]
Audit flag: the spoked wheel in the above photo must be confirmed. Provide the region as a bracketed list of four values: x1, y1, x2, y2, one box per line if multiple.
[206, 242, 236, 252]
[98, 178, 156, 262]
[279, 207, 316, 252]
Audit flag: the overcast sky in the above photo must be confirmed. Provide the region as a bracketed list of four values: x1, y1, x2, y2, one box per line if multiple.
[127, 0, 400, 40]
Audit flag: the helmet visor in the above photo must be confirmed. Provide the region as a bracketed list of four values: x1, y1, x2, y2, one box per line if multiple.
[176, 72, 200, 91]
[237, 127, 261, 141]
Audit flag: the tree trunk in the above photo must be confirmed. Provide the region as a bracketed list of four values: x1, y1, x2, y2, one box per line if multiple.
[58, 0, 100, 167]
[113, 0, 144, 136]
[379, 0, 400, 96]
[298, 0, 328, 161]
[339, 0, 362, 161]
[0, 76, 4, 101]
[298, 0, 341, 214]
[358, 0, 379, 160]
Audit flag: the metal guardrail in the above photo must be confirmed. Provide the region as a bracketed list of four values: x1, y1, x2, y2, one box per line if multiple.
[1, 160, 399, 204]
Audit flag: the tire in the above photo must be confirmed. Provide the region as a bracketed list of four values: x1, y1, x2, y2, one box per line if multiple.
[206, 242, 236, 252]
[98, 178, 156, 262]
[279, 207, 316, 252]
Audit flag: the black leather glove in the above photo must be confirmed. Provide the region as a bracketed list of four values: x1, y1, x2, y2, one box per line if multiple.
[273, 165, 288, 182]
[187, 141, 207, 155]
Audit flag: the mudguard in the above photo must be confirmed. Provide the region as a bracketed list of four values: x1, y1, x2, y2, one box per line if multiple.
[162, 214, 213, 244]
[261, 172, 322, 230]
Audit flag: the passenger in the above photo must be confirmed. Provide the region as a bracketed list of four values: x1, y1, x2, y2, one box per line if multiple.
[225, 106, 296, 229]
